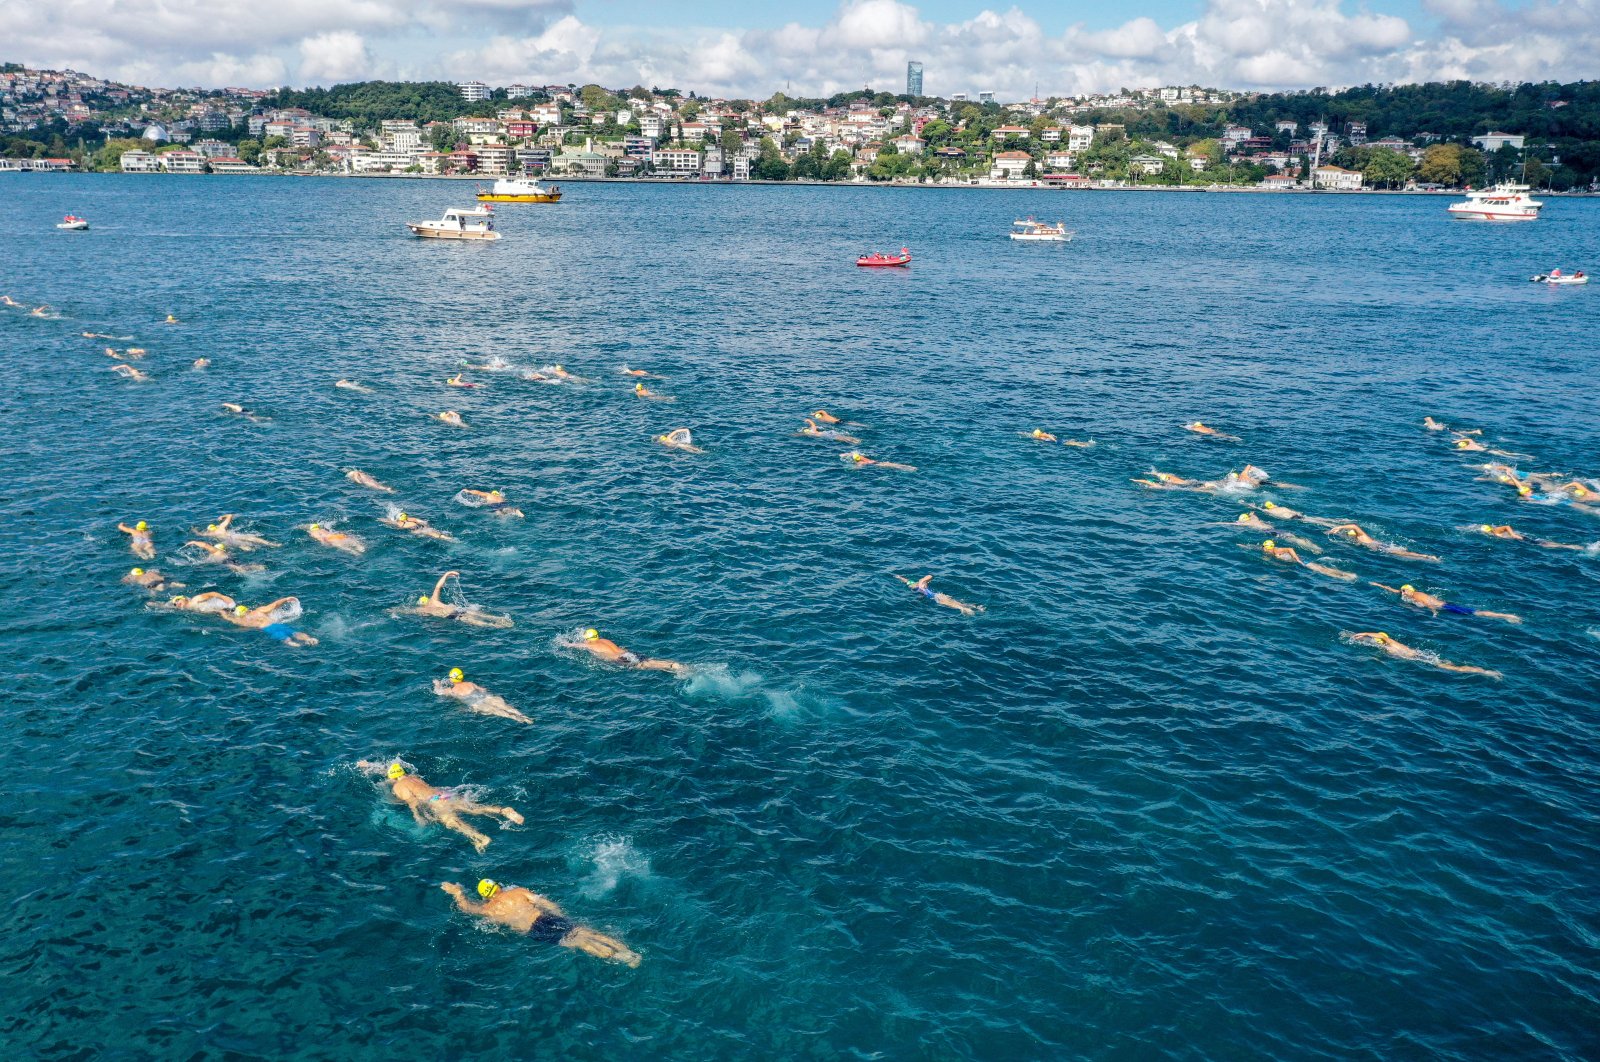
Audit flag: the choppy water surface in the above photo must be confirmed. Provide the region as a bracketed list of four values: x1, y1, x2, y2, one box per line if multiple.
[2, 176, 1598, 1059]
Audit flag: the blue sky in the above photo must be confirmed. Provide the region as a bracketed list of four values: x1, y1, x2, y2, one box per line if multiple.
[11, 0, 1596, 96]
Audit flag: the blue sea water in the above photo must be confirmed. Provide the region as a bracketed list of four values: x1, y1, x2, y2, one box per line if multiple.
[2, 174, 1598, 1060]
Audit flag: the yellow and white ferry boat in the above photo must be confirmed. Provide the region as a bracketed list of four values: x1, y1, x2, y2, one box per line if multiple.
[475, 177, 562, 203]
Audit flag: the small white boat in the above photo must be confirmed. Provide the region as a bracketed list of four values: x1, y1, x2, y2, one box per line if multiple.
[1531, 270, 1588, 285]
[1010, 217, 1072, 242]
[406, 206, 501, 241]
[476, 177, 561, 203]
[1448, 184, 1542, 222]
[56, 214, 89, 231]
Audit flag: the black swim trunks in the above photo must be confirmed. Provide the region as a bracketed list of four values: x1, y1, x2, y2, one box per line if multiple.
[529, 914, 575, 945]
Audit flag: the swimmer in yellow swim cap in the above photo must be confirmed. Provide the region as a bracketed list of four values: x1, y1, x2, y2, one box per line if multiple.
[1324, 523, 1440, 563]
[1183, 421, 1241, 442]
[1259, 540, 1356, 582]
[438, 879, 640, 965]
[122, 566, 183, 593]
[354, 760, 524, 852]
[118, 520, 156, 559]
[572, 629, 688, 674]
[397, 571, 513, 628]
[1345, 630, 1501, 679]
[197, 514, 279, 551]
[306, 522, 367, 555]
[431, 668, 531, 724]
[1370, 582, 1522, 624]
[380, 510, 454, 541]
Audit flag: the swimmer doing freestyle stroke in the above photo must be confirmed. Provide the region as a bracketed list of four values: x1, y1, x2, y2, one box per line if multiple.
[656, 428, 703, 453]
[1344, 631, 1501, 679]
[1259, 540, 1357, 581]
[842, 451, 916, 471]
[433, 668, 532, 724]
[1022, 429, 1095, 447]
[1465, 523, 1596, 551]
[398, 571, 513, 628]
[122, 567, 183, 593]
[1225, 513, 1322, 551]
[455, 489, 524, 518]
[110, 364, 149, 382]
[1370, 583, 1522, 624]
[118, 520, 156, 560]
[223, 600, 317, 646]
[198, 514, 279, 550]
[181, 540, 267, 574]
[345, 468, 394, 493]
[1252, 500, 1340, 527]
[335, 379, 372, 393]
[1325, 523, 1439, 562]
[439, 879, 640, 967]
[892, 574, 984, 616]
[357, 761, 523, 852]
[1184, 422, 1241, 441]
[634, 382, 674, 402]
[570, 629, 688, 675]
[306, 523, 366, 555]
[380, 510, 454, 541]
[800, 419, 860, 444]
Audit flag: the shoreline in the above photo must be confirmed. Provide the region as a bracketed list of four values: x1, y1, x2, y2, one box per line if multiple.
[23, 170, 1600, 197]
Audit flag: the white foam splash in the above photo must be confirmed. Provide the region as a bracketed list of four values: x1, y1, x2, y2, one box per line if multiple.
[575, 835, 651, 898]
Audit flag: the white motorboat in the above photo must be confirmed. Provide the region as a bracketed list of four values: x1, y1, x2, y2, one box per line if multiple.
[1447, 184, 1542, 222]
[475, 177, 561, 203]
[1530, 269, 1588, 285]
[56, 214, 89, 230]
[1010, 217, 1073, 242]
[406, 206, 501, 241]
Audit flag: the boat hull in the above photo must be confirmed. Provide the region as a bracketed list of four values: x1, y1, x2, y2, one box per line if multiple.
[476, 193, 561, 203]
[407, 224, 500, 241]
[1447, 209, 1539, 222]
[1010, 233, 1070, 242]
[56, 222, 89, 230]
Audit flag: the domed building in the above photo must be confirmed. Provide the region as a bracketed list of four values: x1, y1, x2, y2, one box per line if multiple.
[141, 123, 169, 142]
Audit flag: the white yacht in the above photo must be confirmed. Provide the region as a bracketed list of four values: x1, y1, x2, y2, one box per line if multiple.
[1447, 184, 1543, 222]
[1010, 217, 1073, 242]
[406, 206, 501, 241]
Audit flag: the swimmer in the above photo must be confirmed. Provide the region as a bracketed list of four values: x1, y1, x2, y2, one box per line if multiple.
[82, 331, 114, 338]
[799, 419, 861, 444]
[1453, 436, 1529, 459]
[181, 540, 268, 575]
[1133, 470, 1203, 490]
[437, 411, 467, 428]
[163, 314, 180, 324]
[619, 365, 653, 377]
[1217, 465, 1275, 491]
[1225, 512, 1322, 551]
[1371, 583, 1522, 624]
[1345, 631, 1501, 679]
[199, 514, 279, 550]
[221, 402, 268, 423]
[1465, 523, 1594, 551]
[439, 879, 640, 967]
[306, 523, 366, 555]
[810, 410, 842, 425]
[1259, 540, 1357, 581]
[634, 382, 674, 402]
[455, 489, 524, 518]
[546, 364, 584, 383]
[104, 346, 125, 360]
[893, 574, 984, 616]
[432, 668, 532, 724]
[223, 599, 318, 646]
[1423, 417, 1448, 431]
[192, 358, 209, 370]
[345, 468, 395, 493]
[30, 305, 52, 317]
[118, 520, 156, 560]
[335, 379, 372, 393]
[400, 571, 514, 628]
[160, 591, 237, 614]
[1024, 429, 1058, 442]
[110, 364, 149, 382]
[1253, 500, 1339, 526]
[445, 373, 480, 389]
[1325, 523, 1439, 562]
[571, 629, 688, 675]
[1184, 422, 1241, 442]
[1475, 462, 1525, 487]
[380, 511, 455, 541]
[656, 428, 703, 453]
[122, 567, 183, 593]
[357, 760, 523, 853]
[1, 296, 20, 306]
[841, 451, 916, 472]
[125, 347, 147, 358]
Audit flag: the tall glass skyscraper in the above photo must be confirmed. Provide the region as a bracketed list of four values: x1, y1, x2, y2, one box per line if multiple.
[906, 61, 923, 97]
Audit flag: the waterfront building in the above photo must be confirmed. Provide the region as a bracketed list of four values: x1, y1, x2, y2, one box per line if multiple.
[906, 61, 923, 96]
[475, 143, 514, 175]
[892, 134, 925, 155]
[623, 135, 654, 158]
[459, 81, 490, 102]
[119, 150, 161, 172]
[1130, 154, 1165, 175]
[1312, 164, 1363, 190]
[1473, 131, 1525, 152]
[161, 150, 205, 173]
[651, 147, 700, 174]
[990, 150, 1031, 179]
[1044, 151, 1075, 170]
[1260, 173, 1297, 189]
[209, 157, 258, 174]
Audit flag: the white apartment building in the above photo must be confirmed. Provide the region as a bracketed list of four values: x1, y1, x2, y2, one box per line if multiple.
[161, 150, 206, 173]
[1312, 164, 1363, 190]
[990, 150, 1030, 179]
[506, 84, 533, 99]
[459, 81, 490, 102]
[651, 148, 700, 174]
[1067, 125, 1094, 151]
[119, 150, 162, 172]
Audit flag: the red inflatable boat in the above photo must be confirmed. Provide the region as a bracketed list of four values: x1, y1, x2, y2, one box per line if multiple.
[856, 248, 911, 267]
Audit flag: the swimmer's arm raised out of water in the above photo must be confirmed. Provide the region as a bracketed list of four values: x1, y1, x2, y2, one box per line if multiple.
[431, 570, 460, 601]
